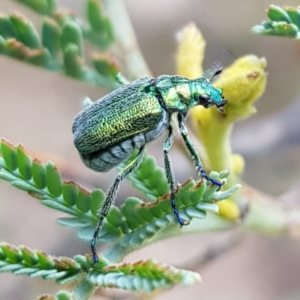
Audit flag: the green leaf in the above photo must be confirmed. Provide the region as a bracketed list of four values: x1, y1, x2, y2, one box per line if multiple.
[0, 139, 18, 171]
[10, 13, 41, 49]
[0, 15, 19, 39]
[32, 159, 47, 189]
[76, 187, 92, 213]
[63, 44, 85, 78]
[61, 21, 83, 58]
[267, 5, 291, 23]
[16, 145, 32, 180]
[42, 18, 61, 58]
[46, 162, 62, 197]
[62, 181, 79, 207]
[92, 53, 120, 78]
[85, 0, 114, 49]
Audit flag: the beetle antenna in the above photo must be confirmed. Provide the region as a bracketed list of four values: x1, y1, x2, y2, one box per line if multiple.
[202, 61, 223, 82]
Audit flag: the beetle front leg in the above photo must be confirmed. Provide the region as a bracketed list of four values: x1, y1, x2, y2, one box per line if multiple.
[91, 146, 145, 263]
[177, 113, 223, 189]
[164, 126, 188, 226]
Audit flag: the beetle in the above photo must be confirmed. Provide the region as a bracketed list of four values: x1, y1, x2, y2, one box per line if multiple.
[72, 64, 227, 262]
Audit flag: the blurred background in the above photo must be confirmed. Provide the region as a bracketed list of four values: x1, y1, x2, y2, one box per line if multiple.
[1, 0, 300, 299]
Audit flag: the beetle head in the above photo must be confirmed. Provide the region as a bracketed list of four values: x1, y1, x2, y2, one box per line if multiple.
[198, 85, 227, 112]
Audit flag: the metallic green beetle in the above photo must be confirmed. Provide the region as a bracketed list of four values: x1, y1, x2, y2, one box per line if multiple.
[72, 65, 227, 262]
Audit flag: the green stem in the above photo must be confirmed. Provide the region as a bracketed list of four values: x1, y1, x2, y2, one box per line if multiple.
[101, 0, 152, 79]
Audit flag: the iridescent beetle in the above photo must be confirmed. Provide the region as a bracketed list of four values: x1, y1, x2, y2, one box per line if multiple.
[72, 64, 227, 262]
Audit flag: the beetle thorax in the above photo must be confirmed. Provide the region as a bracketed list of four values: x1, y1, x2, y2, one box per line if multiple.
[159, 82, 197, 112]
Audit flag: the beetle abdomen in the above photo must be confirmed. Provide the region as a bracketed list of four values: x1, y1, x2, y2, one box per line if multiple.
[79, 138, 136, 172]
[78, 110, 169, 172]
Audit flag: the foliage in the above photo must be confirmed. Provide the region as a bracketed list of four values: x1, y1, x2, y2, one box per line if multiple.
[252, 5, 300, 39]
[0, 137, 239, 296]
[0, 0, 118, 88]
[1, 0, 299, 299]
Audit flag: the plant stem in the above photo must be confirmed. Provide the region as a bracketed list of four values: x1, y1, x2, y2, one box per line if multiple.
[102, 0, 152, 79]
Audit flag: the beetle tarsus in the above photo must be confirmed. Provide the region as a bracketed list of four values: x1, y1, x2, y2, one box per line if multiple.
[171, 196, 189, 226]
[91, 232, 99, 263]
[198, 166, 223, 191]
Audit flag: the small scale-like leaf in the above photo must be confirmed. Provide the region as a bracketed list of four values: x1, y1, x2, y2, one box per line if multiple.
[285, 7, 300, 30]
[62, 181, 79, 207]
[0, 15, 18, 39]
[76, 187, 91, 213]
[121, 197, 145, 229]
[20, 246, 39, 265]
[213, 184, 241, 201]
[32, 159, 47, 189]
[1, 139, 18, 171]
[93, 53, 120, 78]
[196, 202, 219, 213]
[46, 162, 62, 197]
[16, 145, 32, 180]
[42, 18, 61, 58]
[1, 243, 22, 263]
[10, 13, 41, 49]
[90, 189, 105, 216]
[186, 207, 206, 219]
[267, 5, 291, 22]
[63, 44, 85, 78]
[85, 0, 114, 49]
[61, 21, 83, 57]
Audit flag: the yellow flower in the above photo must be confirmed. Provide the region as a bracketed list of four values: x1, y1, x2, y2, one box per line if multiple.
[176, 23, 267, 220]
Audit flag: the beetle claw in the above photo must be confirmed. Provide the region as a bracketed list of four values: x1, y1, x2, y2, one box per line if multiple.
[197, 166, 223, 190]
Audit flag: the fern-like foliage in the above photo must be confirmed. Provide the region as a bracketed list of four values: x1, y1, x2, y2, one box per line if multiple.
[0, 242, 83, 284]
[0, 137, 240, 293]
[0, 139, 240, 259]
[252, 5, 300, 39]
[0, 242, 200, 293]
[0, 0, 118, 88]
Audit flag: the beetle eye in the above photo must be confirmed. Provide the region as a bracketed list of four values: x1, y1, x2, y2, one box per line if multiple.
[199, 94, 210, 106]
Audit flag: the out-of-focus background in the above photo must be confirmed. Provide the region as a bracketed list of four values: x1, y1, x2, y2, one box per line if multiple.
[1, 0, 300, 299]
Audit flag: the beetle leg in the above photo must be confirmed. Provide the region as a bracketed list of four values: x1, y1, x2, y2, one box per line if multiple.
[163, 125, 187, 226]
[91, 146, 145, 263]
[177, 113, 224, 190]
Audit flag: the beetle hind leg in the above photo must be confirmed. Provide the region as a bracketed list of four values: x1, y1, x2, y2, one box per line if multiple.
[163, 126, 188, 227]
[91, 146, 145, 263]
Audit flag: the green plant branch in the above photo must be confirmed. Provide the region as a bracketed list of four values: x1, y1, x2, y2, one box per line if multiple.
[0, 242, 83, 284]
[0, 242, 200, 293]
[252, 5, 300, 39]
[7, 0, 151, 85]
[0, 1, 121, 89]
[0, 139, 240, 263]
